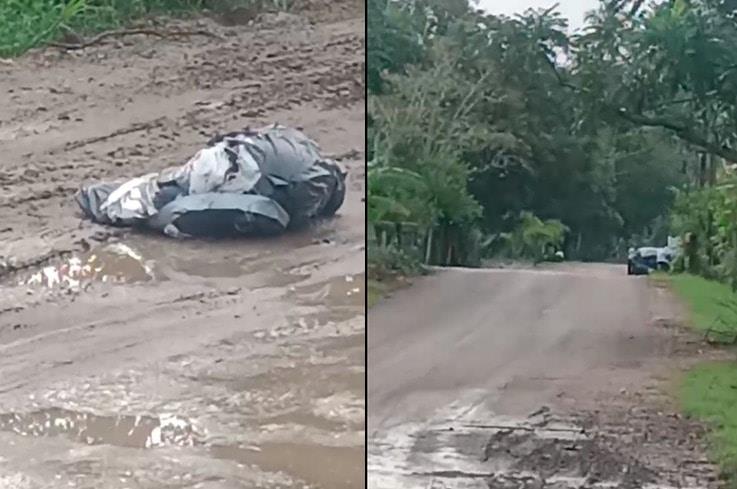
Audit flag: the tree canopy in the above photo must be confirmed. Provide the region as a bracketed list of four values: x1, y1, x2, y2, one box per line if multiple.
[368, 0, 737, 278]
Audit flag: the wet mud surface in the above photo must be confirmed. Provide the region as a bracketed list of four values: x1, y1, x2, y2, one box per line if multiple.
[0, 2, 364, 488]
[368, 265, 722, 489]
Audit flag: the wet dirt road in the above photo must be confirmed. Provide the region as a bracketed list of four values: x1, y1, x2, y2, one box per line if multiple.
[0, 3, 364, 488]
[369, 264, 719, 488]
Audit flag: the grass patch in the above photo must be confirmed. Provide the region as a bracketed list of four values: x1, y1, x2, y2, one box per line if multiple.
[664, 273, 737, 338]
[368, 278, 387, 308]
[682, 362, 737, 484]
[367, 274, 412, 308]
[0, 0, 291, 58]
[667, 273, 737, 482]
[367, 242, 424, 307]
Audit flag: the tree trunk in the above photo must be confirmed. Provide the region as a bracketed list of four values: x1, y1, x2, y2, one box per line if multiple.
[699, 152, 707, 188]
[685, 232, 700, 274]
[731, 228, 737, 292]
[424, 226, 434, 265]
[707, 153, 717, 187]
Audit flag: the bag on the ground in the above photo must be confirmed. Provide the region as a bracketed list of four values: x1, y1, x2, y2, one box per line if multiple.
[208, 124, 346, 226]
[75, 124, 346, 238]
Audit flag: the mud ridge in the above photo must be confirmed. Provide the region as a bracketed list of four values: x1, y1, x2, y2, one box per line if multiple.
[0, 2, 365, 488]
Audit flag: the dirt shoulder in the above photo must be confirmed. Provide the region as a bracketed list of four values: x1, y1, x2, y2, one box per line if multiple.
[368, 264, 722, 488]
[0, 4, 365, 489]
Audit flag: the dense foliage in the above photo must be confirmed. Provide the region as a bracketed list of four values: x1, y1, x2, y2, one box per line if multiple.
[0, 0, 289, 57]
[368, 0, 737, 279]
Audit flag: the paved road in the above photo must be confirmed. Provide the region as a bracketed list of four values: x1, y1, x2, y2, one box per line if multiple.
[368, 264, 715, 489]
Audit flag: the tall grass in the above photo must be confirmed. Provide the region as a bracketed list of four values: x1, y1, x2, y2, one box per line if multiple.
[0, 0, 292, 58]
[0, 0, 86, 57]
[682, 362, 737, 485]
[662, 273, 737, 482]
[666, 273, 737, 336]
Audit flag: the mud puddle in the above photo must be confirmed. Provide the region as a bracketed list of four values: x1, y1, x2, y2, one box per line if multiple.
[247, 273, 365, 343]
[211, 442, 364, 489]
[257, 312, 364, 343]
[11, 223, 342, 296]
[0, 2, 365, 484]
[229, 362, 364, 403]
[144, 224, 336, 280]
[15, 242, 155, 292]
[372, 406, 714, 489]
[0, 233, 366, 489]
[292, 272, 365, 307]
[0, 408, 198, 448]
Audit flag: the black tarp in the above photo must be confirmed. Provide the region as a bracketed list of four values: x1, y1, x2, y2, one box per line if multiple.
[75, 124, 346, 238]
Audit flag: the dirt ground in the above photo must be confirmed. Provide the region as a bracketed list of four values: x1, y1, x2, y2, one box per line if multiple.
[369, 264, 723, 488]
[0, 3, 364, 488]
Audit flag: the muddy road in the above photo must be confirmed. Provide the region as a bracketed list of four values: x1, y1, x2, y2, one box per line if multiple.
[369, 264, 719, 488]
[0, 3, 364, 488]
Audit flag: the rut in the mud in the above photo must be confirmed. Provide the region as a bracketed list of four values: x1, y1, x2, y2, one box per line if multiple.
[0, 5, 364, 275]
[0, 2, 365, 489]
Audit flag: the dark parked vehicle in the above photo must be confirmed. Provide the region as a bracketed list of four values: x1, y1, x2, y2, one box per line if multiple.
[628, 248, 651, 275]
[627, 246, 674, 275]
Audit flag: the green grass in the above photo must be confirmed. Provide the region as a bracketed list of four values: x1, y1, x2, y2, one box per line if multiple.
[664, 273, 737, 483]
[0, 0, 291, 58]
[682, 362, 737, 484]
[368, 278, 386, 308]
[665, 273, 737, 335]
[368, 274, 413, 308]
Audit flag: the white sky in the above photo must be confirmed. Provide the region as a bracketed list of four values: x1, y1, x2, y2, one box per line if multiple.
[475, 0, 599, 30]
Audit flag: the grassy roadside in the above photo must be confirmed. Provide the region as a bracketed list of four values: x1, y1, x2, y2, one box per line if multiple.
[681, 362, 737, 482]
[0, 0, 289, 58]
[367, 243, 424, 308]
[666, 273, 737, 334]
[367, 274, 412, 308]
[660, 273, 737, 484]
[367, 278, 387, 308]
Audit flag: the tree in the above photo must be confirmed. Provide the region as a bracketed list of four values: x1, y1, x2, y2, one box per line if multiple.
[368, 0, 718, 272]
[574, 0, 737, 164]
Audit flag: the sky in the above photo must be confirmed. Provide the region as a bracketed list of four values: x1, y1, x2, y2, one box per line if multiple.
[475, 0, 600, 30]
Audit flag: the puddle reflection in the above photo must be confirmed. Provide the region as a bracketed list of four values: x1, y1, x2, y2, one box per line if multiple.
[211, 442, 364, 489]
[20, 243, 155, 291]
[0, 408, 197, 448]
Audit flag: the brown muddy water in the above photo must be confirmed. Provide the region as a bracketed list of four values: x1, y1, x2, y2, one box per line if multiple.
[0, 200, 365, 488]
[0, 1, 365, 486]
[0, 218, 365, 489]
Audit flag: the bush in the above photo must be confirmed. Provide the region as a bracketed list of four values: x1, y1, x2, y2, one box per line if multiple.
[670, 181, 737, 289]
[0, 0, 289, 57]
[494, 211, 569, 263]
[368, 242, 423, 280]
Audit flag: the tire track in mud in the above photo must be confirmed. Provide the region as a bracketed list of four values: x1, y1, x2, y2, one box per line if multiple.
[1, 21, 362, 153]
[1, 27, 362, 169]
[0, 4, 365, 487]
[0, 264, 365, 488]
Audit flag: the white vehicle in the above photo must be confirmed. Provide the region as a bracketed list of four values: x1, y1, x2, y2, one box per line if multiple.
[627, 237, 679, 275]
